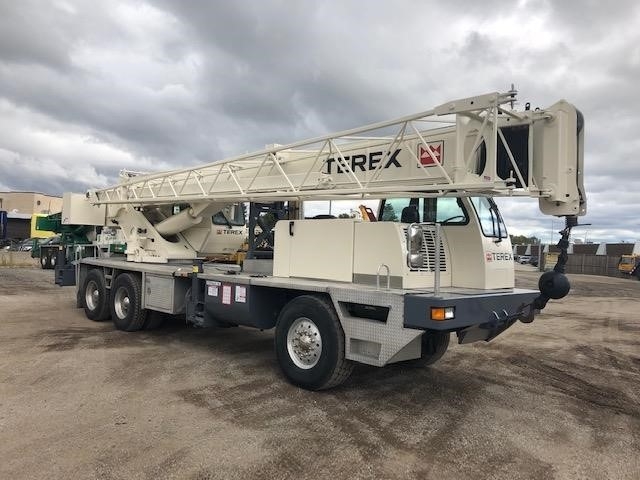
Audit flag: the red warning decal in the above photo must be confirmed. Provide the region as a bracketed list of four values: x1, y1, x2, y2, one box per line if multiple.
[418, 141, 443, 166]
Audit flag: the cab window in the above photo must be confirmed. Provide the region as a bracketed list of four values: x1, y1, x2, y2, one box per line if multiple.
[380, 198, 468, 224]
[469, 197, 507, 238]
[213, 204, 246, 226]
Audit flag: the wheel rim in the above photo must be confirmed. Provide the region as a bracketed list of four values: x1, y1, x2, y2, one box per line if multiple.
[85, 280, 100, 311]
[286, 317, 322, 369]
[114, 286, 130, 320]
[51, 255, 56, 267]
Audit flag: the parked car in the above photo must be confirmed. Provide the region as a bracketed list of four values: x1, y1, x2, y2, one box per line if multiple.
[9, 237, 37, 252]
[518, 255, 531, 264]
[40, 235, 61, 247]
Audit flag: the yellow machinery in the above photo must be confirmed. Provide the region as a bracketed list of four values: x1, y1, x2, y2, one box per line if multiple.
[618, 255, 640, 277]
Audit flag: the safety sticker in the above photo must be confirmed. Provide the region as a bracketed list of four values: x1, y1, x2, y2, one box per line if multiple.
[206, 280, 221, 297]
[235, 286, 246, 303]
[222, 285, 232, 305]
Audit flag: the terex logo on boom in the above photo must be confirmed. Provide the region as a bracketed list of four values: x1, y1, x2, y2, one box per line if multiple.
[324, 149, 402, 174]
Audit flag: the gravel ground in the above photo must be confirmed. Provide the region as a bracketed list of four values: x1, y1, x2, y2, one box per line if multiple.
[0, 266, 638, 479]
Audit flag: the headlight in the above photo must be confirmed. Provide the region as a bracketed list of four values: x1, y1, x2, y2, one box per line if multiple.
[406, 224, 423, 269]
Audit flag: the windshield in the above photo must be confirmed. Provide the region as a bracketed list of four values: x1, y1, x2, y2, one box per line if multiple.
[213, 204, 246, 227]
[380, 197, 468, 224]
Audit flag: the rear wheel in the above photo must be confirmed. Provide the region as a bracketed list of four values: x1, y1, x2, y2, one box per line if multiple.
[40, 254, 48, 269]
[405, 331, 450, 367]
[82, 269, 111, 321]
[111, 273, 147, 332]
[275, 295, 353, 390]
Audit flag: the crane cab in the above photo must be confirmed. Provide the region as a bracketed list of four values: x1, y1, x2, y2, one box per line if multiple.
[377, 196, 514, 290]
[273, 195, 514, 291]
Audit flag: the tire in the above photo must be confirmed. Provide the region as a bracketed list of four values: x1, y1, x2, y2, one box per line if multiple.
[50, 253, 56, 269]
[143, 311, 167, 330]
[110, 273, 147, 332]
[82, 269, 111, 321]
[275, 295, 353, 390]
[76, 286, 83, 309]
[405, 331, 450, 367]
[40, 254, 48, 270]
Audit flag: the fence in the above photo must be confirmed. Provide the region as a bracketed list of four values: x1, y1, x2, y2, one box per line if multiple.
[542, 254, 624, 277]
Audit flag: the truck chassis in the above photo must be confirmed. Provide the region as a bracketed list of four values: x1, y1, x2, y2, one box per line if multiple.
[77, 257, 539, 390]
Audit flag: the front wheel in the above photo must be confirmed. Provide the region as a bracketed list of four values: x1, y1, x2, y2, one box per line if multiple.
[275, 295, 353, 390]
[405, 331, 450, 367]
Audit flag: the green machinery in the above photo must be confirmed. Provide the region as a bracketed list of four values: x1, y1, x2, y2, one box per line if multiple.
[32, 213, 92, 269]
[32, 213, 125, 271]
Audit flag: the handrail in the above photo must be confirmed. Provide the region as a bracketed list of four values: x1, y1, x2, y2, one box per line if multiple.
[376, 264, 391, 290]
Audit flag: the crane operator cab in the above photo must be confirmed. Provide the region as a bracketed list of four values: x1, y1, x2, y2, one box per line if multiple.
[273, 195, 513, 292]
[378, 196, 514, 290]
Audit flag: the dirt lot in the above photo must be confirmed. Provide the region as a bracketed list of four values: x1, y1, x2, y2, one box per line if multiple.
[0, 267, 638, 479]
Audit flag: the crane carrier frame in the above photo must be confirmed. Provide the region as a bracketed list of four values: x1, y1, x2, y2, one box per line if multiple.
[59, 90, 586, 389]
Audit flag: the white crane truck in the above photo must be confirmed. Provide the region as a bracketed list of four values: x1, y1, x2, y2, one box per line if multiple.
[60, 90, 586, 390]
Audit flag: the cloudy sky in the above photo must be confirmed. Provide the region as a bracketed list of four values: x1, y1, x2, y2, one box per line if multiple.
[0, 0, 639, 243]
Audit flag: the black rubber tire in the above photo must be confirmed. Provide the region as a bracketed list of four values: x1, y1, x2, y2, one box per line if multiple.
[76, 286, 83, 309]
[110, 273, 147, 332]
[40, 254, 48, 270]
[275, 295, 353, 390]
[405, 331, 450, 367]
[143, 311, 167, 330]
[81, 269, 111, 321]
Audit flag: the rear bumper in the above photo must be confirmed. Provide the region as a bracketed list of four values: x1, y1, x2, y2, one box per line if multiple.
[404, 289, 539, 342]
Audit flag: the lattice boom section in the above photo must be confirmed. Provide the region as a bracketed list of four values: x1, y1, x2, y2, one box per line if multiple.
[87, 91, 561, 206]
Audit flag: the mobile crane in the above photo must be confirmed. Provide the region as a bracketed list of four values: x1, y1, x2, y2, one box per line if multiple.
[62, 90, 586, 390]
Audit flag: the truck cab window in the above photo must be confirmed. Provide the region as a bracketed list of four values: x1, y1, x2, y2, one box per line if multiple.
[470, 197, 507, 238]
[380, 198, 468, 224]
[213, 204, 246, 226]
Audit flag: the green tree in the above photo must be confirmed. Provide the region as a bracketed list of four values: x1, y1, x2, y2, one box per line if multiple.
[382, 204, 398, 221]
[510, 234, 541, 245]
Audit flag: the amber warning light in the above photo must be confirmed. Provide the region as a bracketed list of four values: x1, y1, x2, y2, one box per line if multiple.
[431, 307, 455, 321]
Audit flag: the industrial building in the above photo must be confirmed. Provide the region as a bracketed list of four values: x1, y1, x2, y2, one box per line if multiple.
[0, 191, 62, 240]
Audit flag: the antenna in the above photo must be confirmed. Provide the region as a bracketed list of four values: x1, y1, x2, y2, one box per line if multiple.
[509, 83, 517, 110]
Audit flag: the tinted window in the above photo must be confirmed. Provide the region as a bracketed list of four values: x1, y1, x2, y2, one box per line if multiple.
[213, 204, 246, 226]
[380, 198, 468, 224]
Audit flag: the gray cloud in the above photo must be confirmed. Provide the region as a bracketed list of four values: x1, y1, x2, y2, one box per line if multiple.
[0, 0, 638, 242]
